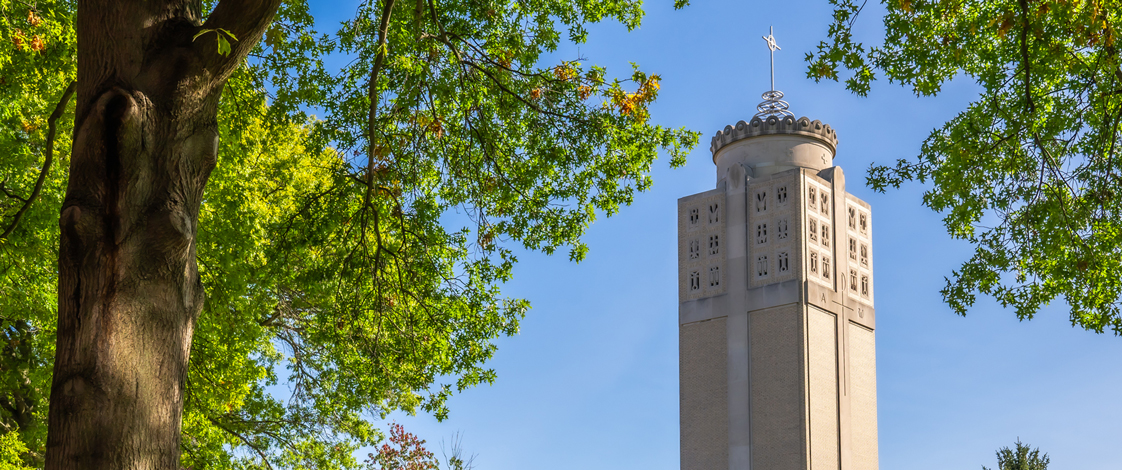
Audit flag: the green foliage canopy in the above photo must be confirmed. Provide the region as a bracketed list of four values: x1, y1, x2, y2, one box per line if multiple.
[982, 440, 1050, 470]
[0, 0, 698, 467]
[810, 0, 1122, 333]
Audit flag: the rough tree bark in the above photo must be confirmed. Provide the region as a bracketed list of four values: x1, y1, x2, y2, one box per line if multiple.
[46, 0, 280, 467]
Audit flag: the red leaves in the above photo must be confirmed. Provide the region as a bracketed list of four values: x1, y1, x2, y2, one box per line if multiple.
[366, 423, 438, 470]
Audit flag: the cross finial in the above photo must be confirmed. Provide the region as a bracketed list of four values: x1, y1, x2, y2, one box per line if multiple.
[761, 26, 780, 91]
[754, 26, 794, 119]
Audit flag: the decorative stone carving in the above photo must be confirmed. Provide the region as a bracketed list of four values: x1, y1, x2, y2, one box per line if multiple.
[748, 172, 801, 288]
[679, 189, 727, 301]
[846, 199, 874, 304]
[806, 178, 835, 289]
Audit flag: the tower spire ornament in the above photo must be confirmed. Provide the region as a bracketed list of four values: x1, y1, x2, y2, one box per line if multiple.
[756, 26, 794, 119]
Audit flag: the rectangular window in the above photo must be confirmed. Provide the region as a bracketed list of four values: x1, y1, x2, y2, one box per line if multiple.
[777, 186, 788, 203]
[756, 223, 768, 244]
[755, 191, 767, 213]
[848, 207, 856, 229]
[861, 275, 869, 296]
[850, 269, 858, 291]
[849, 238, 858, 260]
[690, 271, 701, 291]
[809, 187, 817, 206]
[821, 224, 830, 248]
[689, 239, 701, 259]
[809, 219, 818, 243]
[778, 252, 789, 272]
[810, 253, 818, 274]
[709, 266, 721, 287]
[821, 194, 830, 215]
[822, 256, 831, 279]
[756, 256, 769, 277]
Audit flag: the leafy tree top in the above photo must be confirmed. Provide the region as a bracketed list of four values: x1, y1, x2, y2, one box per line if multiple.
[809, 0, 1122, 333]
[0, 0, 698, 466]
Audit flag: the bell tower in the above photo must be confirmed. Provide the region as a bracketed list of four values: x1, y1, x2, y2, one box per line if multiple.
[677, 28, 878, 470]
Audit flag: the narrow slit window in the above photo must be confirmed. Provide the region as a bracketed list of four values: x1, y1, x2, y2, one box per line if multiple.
[689, 239, 701, 259]
[778, 252, 789, 272]
[822, 256, 831, 279]
[690, 271, 701, 291]
[850, 269, 858, 291]
[849, 238, 858, 260]
[810, 253, 818, 274]
[859, 212, 868, 233]
[756, 191, 767, 213]
[861, 275, 869, 296]
[848, 208, 856, 229]
[776, 218, 788, 240]
[821, 194, 830, 215]
[689, 208, 699, 225]
[821, 224, 830, 248]
[808, 187, 817, 206]
[809, 219, 818, 243]
[709, 266, 721, 287]
[708, 203, 720, 224]
[777, 186, 788, 203]
[708, 234, 720, 255]
[756, 223, 768, 244]
[860, 244, 868, 267]
[756, 256, 769, 277]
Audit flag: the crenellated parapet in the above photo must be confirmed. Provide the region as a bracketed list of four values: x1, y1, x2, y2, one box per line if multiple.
[710, 115, 838, 157]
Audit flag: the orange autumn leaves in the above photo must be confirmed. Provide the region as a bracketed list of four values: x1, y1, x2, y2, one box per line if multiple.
[526, 61, 663, 121]
[609, 73, 661, 120]
[11, 10, 46, 52]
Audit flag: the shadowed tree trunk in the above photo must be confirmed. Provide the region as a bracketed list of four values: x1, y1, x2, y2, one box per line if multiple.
[46, 1, 280, 467]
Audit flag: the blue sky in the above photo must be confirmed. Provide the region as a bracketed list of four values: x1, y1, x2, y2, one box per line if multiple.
[307, 0, 1122, 468]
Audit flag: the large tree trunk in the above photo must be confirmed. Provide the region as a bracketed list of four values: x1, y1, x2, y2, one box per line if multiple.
[46, 1, 278, 468]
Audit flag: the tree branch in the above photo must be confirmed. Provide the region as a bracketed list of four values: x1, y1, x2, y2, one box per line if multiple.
[1018, 0, 1034, 113]
[367, 0, 398, 188]
[200, 0, 283, 81]
[1, 81, 75, 240]
[206, 416, 276, 470]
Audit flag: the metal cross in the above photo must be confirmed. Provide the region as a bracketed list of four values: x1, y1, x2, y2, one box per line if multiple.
[761, 26, 781, 91]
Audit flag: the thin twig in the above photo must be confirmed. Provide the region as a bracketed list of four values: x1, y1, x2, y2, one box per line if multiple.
[1, 80, 75, 240]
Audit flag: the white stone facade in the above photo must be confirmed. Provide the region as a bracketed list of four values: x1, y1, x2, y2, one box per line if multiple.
[678, 115, 878, 470]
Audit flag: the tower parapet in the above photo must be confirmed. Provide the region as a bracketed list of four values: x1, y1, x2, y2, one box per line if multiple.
[710, 115, 838, 156]
[711, 116, 839, 181]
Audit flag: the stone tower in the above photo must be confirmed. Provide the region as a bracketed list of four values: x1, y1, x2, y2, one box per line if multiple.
[677, 114, 878, 470]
